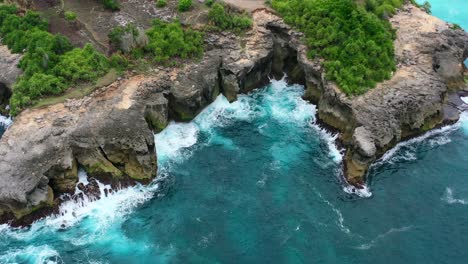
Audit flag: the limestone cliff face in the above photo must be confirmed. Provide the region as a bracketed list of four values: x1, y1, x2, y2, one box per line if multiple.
[0, 45, 22, 115]
[0, 6, 467, 224]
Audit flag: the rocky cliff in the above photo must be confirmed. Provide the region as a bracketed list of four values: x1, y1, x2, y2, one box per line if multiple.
[0, 5, 467, 224]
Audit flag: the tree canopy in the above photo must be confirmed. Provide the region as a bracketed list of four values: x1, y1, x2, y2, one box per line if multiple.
[271, 0, 405, 95]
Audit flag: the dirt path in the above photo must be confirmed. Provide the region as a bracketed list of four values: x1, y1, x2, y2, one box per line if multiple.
[223, 0, 265, 11]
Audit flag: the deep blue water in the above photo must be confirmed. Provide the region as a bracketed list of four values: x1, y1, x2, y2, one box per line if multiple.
[1, 79, 468, 263]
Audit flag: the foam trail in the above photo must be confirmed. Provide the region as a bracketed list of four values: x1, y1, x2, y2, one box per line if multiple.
[442, 187, 468, 205]
[314, 189, 352, 235]
[355, 226, 413, 250]
[378, 123, 459, 164]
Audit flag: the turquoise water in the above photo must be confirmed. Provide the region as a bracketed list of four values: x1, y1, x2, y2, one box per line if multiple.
[416, 0, 468, 29]
[1, 79, 468, 263]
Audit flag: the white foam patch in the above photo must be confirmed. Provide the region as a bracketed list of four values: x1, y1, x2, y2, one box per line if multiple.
[355, 226, 413, 250]
[442, 187, 468, 205]
[154, 122, 199, 162]
[0, 245, 62, 264]
[0, 114, 12, 128]
[343, 185, 373, 198]
[315, 127, 343, 163]
[461, 96, 468, 105]
[46, 178, 157, 230]
[267, 77, 316, 124]
[460, 111, 468, 135]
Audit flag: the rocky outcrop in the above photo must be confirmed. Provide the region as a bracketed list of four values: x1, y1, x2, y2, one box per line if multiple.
[0, 6, 467, 224]
[0, 77, 160, 224]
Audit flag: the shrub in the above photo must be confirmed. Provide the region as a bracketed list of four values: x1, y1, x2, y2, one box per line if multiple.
[100, 0, 120, 11]
[272, 0, 398, 95]
[208, 3, 252, 31]
[110, 53, 129, 70]
[205, 0, 214, 7]
[64, 11, 77, 21]
[421, 1, 431, 14]
[178, 0, 192, 12]
[156, 0, 167, 8]
[10, 74, 66, 115]
[0, 5, 111, 115]
[108, 23, 138, 49]
[145, 19, 203, 62]
[53, 44, 110, 83]
[450, 23, 462, 30]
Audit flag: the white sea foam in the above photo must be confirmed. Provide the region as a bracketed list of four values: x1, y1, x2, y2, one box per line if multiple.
[315, 126, 343, 163]
[45, 177, 157, 230]
[442, 187, 468, 205]
[0, 114, 12, 128]
[355, 226, 413, 250]
[460, 111, 468, 135]
[461, 96, 468, 105]
[343, 185, 373, 198]
[0, 245, 62, 264]
[379, 124, 458, 164]
[154, 122, 199, 162]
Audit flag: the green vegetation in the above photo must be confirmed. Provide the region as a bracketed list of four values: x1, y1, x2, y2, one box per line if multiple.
[108, 23, 138, 51]
[156, 0, 167, 8]
[272, 0, 402, 95]
[0, 3, 205, 115]
[145, 19, 203, 62]
[205, 0, 215, 7]
[100, 0, 120, 11]
[0, 5, 111, 115]
[178, 0, 192, 12]
[64, 11, 77, 21]
[208, 3, 252, 32]
[420, 1, 431, 14]
[450, 23, 462, 30]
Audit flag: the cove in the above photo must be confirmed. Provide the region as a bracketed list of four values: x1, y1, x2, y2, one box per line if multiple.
[1, 79, 468, 263]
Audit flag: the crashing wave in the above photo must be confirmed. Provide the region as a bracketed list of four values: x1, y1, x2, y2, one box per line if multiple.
[0, 245, 62, 264]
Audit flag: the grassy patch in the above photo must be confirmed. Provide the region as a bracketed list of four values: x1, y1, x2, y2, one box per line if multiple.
[32, 69, 118, 109]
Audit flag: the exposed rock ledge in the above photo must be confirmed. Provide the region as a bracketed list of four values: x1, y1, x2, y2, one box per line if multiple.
[0, 5, 467, 224]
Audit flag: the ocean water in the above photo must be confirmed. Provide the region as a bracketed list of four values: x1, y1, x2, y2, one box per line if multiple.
[1, 78, 468, 263]
[416, 0, 468, 29]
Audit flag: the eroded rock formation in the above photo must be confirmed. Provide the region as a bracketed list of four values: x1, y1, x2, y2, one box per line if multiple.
[0, 5, 467, 224]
